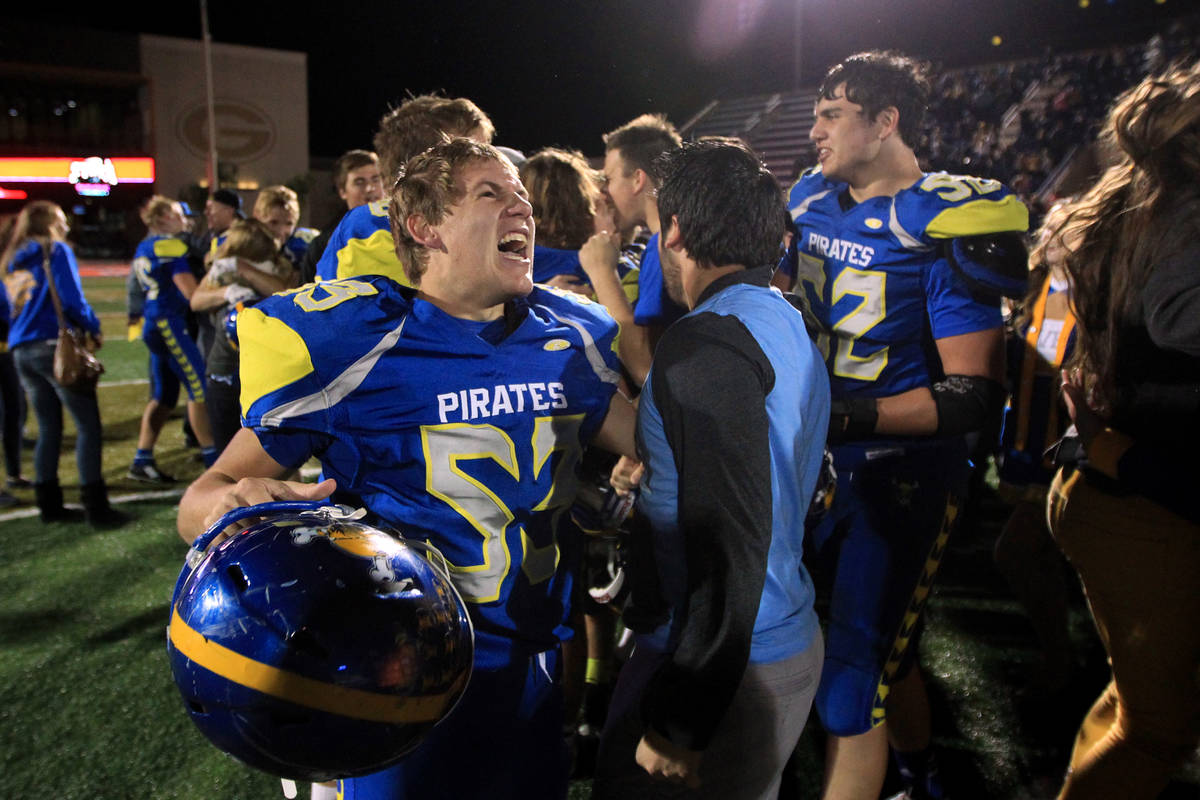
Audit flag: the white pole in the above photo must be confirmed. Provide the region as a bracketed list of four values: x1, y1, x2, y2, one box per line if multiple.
[200, 0, 219, 189]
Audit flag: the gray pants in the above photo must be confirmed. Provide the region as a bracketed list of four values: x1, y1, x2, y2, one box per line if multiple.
[593, 634, 823, 800]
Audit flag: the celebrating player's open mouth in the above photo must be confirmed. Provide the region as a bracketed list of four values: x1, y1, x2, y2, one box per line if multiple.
[498, 229, 530, 264]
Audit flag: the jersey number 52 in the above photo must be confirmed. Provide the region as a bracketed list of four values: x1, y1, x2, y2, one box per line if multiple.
[797, 254, 888, 381]
[420, 415, 584, 603]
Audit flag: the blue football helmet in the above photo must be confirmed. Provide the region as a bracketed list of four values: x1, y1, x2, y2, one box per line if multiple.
[167, 502, 473, 782]
[222, 298, 256, 351]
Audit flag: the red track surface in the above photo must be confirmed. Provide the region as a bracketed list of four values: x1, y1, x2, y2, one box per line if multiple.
[77, 260, 130, 277]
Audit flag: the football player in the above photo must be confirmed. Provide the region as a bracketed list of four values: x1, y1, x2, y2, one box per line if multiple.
[178, 138, 637, 800]
[783, 52, 1028, 800]
[252, 184, 319, 268]
[313, 95, 495, 286]
[128, 196, 217, 479]
[296, 149, 384, 284]
[578, 114, 683, 387]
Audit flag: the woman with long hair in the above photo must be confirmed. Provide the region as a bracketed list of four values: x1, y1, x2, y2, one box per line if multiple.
[1047, 62, 1200, 799]
[2, 201, 124, 526]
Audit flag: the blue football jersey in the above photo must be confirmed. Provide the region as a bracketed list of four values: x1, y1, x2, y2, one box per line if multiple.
[131, 234, 192, 320]
[533, 245, 640, 305]
[281, 227, 319, 268]
[788, 168, 1027, 399]
[632, 233, 686, 328]
[314, 201, 412, 287]
[237, 277, 622, 668]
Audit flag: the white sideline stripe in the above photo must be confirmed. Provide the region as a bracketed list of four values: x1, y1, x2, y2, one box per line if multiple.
[100, 379, 151, 388]
[0, 487, 184, 523]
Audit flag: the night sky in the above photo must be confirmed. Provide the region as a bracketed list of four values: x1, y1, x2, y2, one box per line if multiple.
[11, 0, 1193, 158]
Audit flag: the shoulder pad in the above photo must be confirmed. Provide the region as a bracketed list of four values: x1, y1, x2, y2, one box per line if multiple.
[530, 285, 617, 331]
[945, 231, 1030, 299]
[788, 167, 842, 221]
[153, 237, 189, 259]
[910, 173, 1029, 240]
[788, 166, 838, 199]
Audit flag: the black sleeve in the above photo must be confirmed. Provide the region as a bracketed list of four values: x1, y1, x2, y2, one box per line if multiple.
[640, 311, 775, 751]
[1103, 235, 1200, 521]
[296, 228, 332, 286]
[1142, 233, 1200, 358]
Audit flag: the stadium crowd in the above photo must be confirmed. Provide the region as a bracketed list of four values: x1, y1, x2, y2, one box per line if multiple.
[2, 27, 1198, 800]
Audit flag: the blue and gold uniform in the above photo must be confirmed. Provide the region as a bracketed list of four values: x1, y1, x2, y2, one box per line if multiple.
[314, 201, 413, 287]
[631, 234, 686, 328]
[238, 276, 622, 799]
[281, 226, 319, 269]
[789, 167, 1027, 735]
[132, 234, 206, 403]
[532, 244, 640, 306]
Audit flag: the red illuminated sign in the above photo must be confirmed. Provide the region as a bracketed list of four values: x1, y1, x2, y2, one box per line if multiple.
[0, 157, 155, 193]
[0, 187, 29, 200]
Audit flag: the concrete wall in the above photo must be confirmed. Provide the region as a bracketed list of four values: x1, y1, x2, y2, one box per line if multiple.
[139, 34, 309, 221]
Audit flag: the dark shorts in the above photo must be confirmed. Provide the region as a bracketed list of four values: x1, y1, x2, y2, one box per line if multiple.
[805, 439, 969, 737]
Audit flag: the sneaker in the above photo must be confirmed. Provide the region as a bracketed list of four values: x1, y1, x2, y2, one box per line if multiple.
[127, 462, 176, 484]
[6, 477, 32, 490]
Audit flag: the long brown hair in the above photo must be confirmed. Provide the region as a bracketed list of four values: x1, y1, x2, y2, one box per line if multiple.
[1011, 200, 1074, 333]
[1061, 61, 1200, 408]
[519, 148, 600, 250]
[213, 219, 291, 276]
[0, 200, 62, 272]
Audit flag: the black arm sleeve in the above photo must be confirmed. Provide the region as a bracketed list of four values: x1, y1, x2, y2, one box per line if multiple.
[1100, 234, 1200, 523]
[296, 228, 332, 286]
[640, 312, 775, 751]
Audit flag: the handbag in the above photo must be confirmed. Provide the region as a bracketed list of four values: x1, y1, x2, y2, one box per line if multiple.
[41, 246, 104, 391]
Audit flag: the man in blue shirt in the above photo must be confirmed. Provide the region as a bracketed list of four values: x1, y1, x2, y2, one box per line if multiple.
[593, 139, 828, 798]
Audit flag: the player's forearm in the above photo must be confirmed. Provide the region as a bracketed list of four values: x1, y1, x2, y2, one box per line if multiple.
[178, 469, 240, 543]
[617, 326, 653, 388]
[237, 263, 289, 296]
[189, 283, 227, 312]
[176, 429, 303, 542]
[874, 387, 938, 436]
[592, 391, 638, 459]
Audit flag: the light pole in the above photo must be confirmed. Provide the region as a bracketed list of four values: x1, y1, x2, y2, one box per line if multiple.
[793, 0, 803, 90]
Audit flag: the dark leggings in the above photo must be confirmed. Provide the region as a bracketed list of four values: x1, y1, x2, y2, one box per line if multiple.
[205, 371, 242, 454]
[0, 351, 24, 478]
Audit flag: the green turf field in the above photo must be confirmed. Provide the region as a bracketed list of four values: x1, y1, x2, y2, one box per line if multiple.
[1, 275, 1196, 798]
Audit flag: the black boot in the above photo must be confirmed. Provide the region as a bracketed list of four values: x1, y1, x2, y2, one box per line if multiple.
[34, 480, 84, 523]
[81, 480, 131, 528]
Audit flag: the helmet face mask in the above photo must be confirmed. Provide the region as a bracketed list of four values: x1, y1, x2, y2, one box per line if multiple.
[167, 505, 473, 782]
